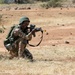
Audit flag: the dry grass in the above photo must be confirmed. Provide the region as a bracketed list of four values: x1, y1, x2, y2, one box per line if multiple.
[0, 45, 75, 75]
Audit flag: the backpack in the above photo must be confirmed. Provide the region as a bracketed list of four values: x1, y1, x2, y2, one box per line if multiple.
[6, 25, 16, 39]
[4, 25, 16, 50]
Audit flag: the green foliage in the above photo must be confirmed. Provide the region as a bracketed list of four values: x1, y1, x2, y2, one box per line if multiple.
[0, 15, 2, 23]
[35, 0, 49, 2]
[41, 0, 62, 8]
[24, 0, 34, 3]
[0, 0, 4, 4]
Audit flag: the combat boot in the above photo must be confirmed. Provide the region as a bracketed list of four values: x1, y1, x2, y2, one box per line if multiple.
[22, 49, 33, 61]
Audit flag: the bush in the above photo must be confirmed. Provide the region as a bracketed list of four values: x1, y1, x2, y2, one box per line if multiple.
[35, 0, 49, 2]
[72, 0, 75, 3]
[24, 0, 34, 4]
[48, 0, 62, 7]
[0, 15, 2, 23]
[0, 0, 4, 4]
[41, 0, 62, 8]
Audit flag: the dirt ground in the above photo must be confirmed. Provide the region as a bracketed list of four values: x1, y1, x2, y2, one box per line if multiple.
[0, 5, 75, 75]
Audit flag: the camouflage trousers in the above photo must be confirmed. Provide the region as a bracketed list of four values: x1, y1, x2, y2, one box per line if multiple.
[7, 39, 33, 60]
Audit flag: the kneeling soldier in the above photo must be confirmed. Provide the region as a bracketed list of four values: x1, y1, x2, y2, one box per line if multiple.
[4, 16, 35, 61]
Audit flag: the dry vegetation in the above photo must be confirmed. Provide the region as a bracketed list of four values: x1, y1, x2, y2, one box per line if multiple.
[1, 45, 75, 75]
[0, 3, 75, 75]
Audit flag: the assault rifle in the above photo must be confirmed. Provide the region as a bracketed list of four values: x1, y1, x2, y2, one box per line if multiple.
[29, 24, 43, 37]
[28, 24, 43, 47]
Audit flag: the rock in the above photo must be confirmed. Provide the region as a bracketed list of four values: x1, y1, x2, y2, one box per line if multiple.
[46, 7, 49, 9]
[57, 23, 59, 25]
[70, 32, 72, 35]
[60, 7, 62, 10]
[65, 41, 70, 44]
[62, 24, 65, 26]
[46, 32, 49, 35]
[27, 7, 31, 10]
[52, 44, 55, 46]
[59, 13, 62, 14]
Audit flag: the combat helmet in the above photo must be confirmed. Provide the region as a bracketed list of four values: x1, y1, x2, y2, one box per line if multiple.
[19, 16, 30, 24]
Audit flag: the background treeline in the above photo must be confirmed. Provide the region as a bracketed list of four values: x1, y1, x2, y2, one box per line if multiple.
[0, 0, 75, 8]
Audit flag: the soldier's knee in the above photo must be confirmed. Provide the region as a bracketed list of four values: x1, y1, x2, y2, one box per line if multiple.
[5, 43, 16, 51]
[5, 43, 12, 51]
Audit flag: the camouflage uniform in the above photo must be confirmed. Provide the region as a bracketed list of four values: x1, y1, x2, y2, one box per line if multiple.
[5, 16, 34, 60]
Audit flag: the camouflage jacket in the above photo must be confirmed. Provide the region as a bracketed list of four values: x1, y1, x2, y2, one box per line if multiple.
[10, 25, 32, 42]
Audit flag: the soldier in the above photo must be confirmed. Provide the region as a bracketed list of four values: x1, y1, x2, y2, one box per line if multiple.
[4, 16, 35, 61]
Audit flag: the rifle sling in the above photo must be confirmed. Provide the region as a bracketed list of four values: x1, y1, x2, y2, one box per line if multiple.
[28, 30, 43, 47]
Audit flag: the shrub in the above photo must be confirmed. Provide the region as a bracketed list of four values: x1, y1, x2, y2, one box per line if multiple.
[41, 0, 62, 8]
[0, 0, 4, 4]
[35, 0, 49, 2]
[0, 15, 2, 23]
[72, 0, 75, 3]
[24, 0, 34, 3]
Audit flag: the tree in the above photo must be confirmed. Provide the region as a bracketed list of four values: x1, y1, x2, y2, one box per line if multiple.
[15, 0, 23, 3]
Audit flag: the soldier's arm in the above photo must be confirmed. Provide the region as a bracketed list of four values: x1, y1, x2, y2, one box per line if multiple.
[13, 28, 35, 40]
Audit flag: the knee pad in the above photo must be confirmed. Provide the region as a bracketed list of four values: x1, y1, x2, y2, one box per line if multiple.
[5, 44, 12, 51]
